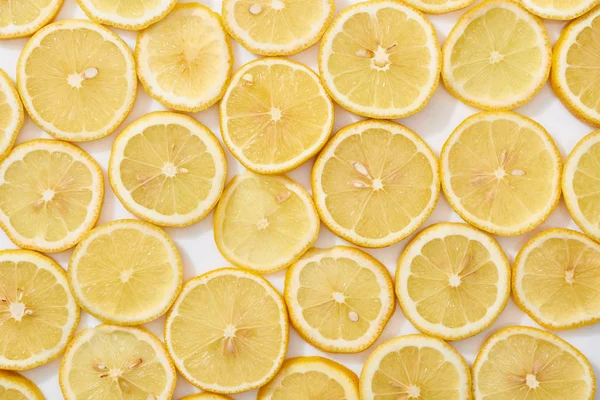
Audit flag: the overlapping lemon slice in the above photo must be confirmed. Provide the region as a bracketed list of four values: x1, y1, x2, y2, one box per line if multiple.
[402, 0, 476, 13]
[0, 371, 44, 400]
[76, 0, 177, 30]
[0, 69, 23, 160]
[521, 0, 597, 20]
[0, 0, 63, 39]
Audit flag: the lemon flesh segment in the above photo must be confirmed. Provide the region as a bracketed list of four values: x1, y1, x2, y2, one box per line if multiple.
[473, 326, 596, 400]
[220, 58, 334, 174]
[442, 0, 551, 110]
[396, 223, 510, 341]
[136, 3, 232, 112]
[285, 246, 395, 353]
[0, 140, 104, 253]
[312, 120, 439, 248]
[360, 335, 471, 400]
[60, 325, 176, 400]
[441, 111, 561, 236]
[319, 0, 441, 119]
[109, 112, 227, 227]
[0, 371, 44, 400]
[402, 0, 476, 13]
[0, 69, 24, 161]
[165, 268, 289, 394]
[76, 0, 177, 30]
[214, 172, 319, 273]
[17, 20, 136, 141]
[0, 0, 63, 39]
[0, 250, 79, 371]
[222, 0, 334, 56]
[258, 356, 359, 400]
[69, 219, 183, 325]
[521, 0, 597, 19]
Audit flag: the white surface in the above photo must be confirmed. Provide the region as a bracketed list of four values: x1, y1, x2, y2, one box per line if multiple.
[0, 1, 598, 399]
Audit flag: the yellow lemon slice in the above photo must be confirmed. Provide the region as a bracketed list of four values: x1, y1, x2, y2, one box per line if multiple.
[69, 219, 183, 325]
[473, 326, 596, 399]
[76, 0, 177, 30]
[165, 268, 289, 394]
[0, 68, 23, 160]
[17, 19, 136, 141]
[0, 0, 63, 39]
[181, 395, 232, 400]
[109, 112, 227, 227]
[214, 172, 319, 274]
[284, 246, 395, 353]
[319, 0, 441, 119]
[402, 0, 476, 14]
[135, 3, 233, 112]
[396, 223, 510, 341]
[440, 111, 562, 236]
[60, 324, 176, 400]
[0, 139, 104, 253]
[520, 0, 597, 19]
[360, 334, 471, 400]
[312, 119, 439, 248]
[0, 250, 79, 370]
[258, 356, 359, 400]
[0, 371, 44, 400]
[220, 58, 334, 174]
[442, 0, 551, 110]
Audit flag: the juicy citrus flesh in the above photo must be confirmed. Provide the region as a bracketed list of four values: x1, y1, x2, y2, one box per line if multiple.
[319, 0, 440, 118]
[442, 112, 561, 235]
[165, 269, 288, 393]
[77, 0, 177, 29]
[0, 0, 62, 38]
[221, 59, 333, 173]
[0, 69, 23, 160]
[521, 0, 597, 19]
[402, 0, 475, 13]
[0, 370, 44, 400]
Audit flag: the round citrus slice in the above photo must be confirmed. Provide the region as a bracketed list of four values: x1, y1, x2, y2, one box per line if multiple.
[0, 250, 79, 370]
[396, 223, 510, 341]
[222, 0, 334, 56]
[312, 119, 439, 248]
[553, 6, 600, 126]
[17, 19, 136, 141]
[442, 0, 551, 110]
[360, 334, 471, 400]
[0, 371, 44, 399]
[257, 356, 359, 400]
[521, 0, 597, 19]
[440, 111, 562, 236]
[513, 229, 600, 330]
[0, 0, 63, 39]
[69, 219, 183, 325]
[473, 326, 596, 400]
[165, 268, 289, 394]
[0, 68, 24, 161]
[109, 112, 227, 227]
[220, 58, 334, 174]
[60, 324, 176, 400]
[76, 0, 177, 30]
[319, 0, 441, 119]
[402, 0, 475, 13]
[181, 395, 232, 400]
[284, 246, 395, 353]
[563, 131, 600, 240]
[135, 3, 233, 112]
[0, 139, 104, 253]
[214, 172, 319, 274]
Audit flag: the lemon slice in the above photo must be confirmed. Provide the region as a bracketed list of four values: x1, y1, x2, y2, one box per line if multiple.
[402, 0, 475, 13]
[442, 0, 551, 110]
[69, 219, 183, 325]
[0, 0, 63, 39]
[17, 20, 136, 141]
[360, 334, 471, 400]
[0, 250, 79, 370]
[76, 0, 177, 30]
[60, 324, 176, 400]
[0, 139, 104, 253]
[165, 268, 289, 394]
[553, 7, 600, 126]
[319, 0, 441, 119]
[214, 172, 319, 274]
[181, 395, 232, 400]
[258, 356, 359, 400]
[222, 0, 335, 56]
[440, 111, 562, 236]
[284, 246, 395, 353]
[473, 326, 596, 399]
[312, 120, 439, 248]
[0, 69, 23, 161]
[396, 223, 510, 341]
[563, 131, 600, 240]
[0, 371, 43, 399]
[109, 112, 227, 227]
[135, 3, 233, 112]
[521, 0, 597, 19]
[220, 58, 334, 174]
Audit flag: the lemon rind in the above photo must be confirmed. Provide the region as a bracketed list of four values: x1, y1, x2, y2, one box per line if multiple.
[0, 0, 63, 39]
[0, 370, 44, 399]
[519, 0, 598, 20]
[0, 69, 24, 161]
[76, 0, 177, 30]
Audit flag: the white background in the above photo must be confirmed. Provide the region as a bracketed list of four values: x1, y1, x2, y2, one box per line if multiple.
[1, 0, 599, 398]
